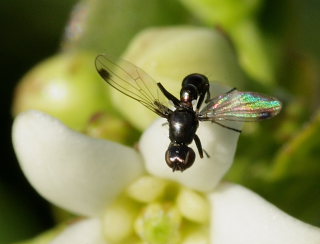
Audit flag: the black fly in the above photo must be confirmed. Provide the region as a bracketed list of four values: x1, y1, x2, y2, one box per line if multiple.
[95, 54, 282, 172]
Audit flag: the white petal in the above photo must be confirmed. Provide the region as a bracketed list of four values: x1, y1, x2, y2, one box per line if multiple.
[50, 218, 106, 244]
[12, 110, 144, 216]
[139, 118, 241, 192]
[209, 183, 320, 244]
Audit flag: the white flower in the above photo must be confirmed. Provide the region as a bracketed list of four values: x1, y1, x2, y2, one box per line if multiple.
[12, 110, 320, 244]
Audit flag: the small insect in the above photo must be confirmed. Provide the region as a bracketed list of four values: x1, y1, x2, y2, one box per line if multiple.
[95, 54, 282, 172]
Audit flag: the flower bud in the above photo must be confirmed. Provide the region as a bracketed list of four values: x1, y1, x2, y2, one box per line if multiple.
[176, 188, 210, 223]
[12, 52, 112, 131]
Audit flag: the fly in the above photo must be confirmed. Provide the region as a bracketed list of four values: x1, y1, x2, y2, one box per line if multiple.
[95, 54, 282, 172]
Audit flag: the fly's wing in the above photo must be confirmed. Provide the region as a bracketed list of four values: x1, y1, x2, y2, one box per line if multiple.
[198, 89, 282, 122]
[95, 54, 172, 117]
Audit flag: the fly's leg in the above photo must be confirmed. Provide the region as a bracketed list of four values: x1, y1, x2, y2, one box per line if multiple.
[196, 83, 210, 111]
[212, 121, 242, 133]
[203, 148, 210, 158]
[196, 94, 205, 111]
[194, 134, 210, 158]
[226, 87, 237, 94]
[157, 83, 180, 107]
[204, 89, 211, 103]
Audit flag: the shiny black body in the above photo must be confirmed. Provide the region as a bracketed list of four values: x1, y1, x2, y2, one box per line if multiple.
[168, 108, 198, 144]
[95, 54, 281, 172]
[157, 74, 210, 171]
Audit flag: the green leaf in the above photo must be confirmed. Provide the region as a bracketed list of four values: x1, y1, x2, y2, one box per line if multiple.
[179, 0, 262, 28]
[269, 110, 320, 181]
[263, 110, 320, 226]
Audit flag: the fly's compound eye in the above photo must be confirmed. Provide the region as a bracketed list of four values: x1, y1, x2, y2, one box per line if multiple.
[165, 144, 195, 172]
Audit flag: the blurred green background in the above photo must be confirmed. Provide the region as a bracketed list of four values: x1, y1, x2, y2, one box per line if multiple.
[1, 1, 78, 243]
[1, 0, 320, 243]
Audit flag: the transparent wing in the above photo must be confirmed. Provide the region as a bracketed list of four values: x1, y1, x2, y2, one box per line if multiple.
[198, 89, 282, 122]
[95, 54, 172, 117]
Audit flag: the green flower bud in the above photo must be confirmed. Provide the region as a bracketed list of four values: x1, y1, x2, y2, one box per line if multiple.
[111, 26, 247, 130]
[181, 227, 209, 244]
[176, 188, 210, 223]
[12, 52, 112, 131]
[99, 175, 211, 244]
[134, 203, 181, 244]
[126, 176, 168, 203]
[102, 201, 137, 243]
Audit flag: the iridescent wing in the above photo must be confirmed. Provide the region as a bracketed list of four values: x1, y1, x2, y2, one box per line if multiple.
[198, 89, 282, 122]
[95, 54, 172, 117]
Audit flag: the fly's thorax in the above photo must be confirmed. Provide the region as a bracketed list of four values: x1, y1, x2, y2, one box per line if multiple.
[168, 108, 198, 144]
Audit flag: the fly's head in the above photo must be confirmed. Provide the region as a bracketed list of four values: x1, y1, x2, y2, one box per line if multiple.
[180, 73, 210, 108]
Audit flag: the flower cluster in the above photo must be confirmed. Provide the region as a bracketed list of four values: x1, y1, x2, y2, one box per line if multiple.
[12, 110, 320, 244]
